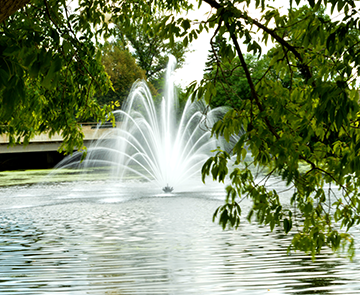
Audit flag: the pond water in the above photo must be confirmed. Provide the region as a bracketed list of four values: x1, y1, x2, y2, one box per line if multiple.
[0, 178, 360, 294]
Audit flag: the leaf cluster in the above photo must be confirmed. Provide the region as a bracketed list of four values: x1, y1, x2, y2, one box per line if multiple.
[176, 0, 360, 258]
[0, 0, 113, 153]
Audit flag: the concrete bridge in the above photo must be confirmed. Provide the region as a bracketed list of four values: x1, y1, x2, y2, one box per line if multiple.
[0, 123, 115, 154]
[0, 123, 117, 170]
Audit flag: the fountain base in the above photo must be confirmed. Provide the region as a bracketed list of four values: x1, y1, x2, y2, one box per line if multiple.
[162, 184, 174, 193]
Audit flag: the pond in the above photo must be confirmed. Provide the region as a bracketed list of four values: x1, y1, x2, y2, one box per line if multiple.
[0, 174, 359, 294]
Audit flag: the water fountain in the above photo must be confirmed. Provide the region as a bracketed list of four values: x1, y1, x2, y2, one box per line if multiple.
[56, 56, 227, 191]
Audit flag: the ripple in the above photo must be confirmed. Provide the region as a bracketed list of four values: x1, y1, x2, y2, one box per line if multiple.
[0, 183, 359, 294]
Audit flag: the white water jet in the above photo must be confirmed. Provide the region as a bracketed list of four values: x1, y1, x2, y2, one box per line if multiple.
[56, 56, 227, 191]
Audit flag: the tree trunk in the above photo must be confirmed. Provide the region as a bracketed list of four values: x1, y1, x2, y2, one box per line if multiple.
[0, 0, 31, 23]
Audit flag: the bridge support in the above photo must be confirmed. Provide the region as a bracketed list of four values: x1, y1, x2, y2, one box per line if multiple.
[0, 151, 65, 170]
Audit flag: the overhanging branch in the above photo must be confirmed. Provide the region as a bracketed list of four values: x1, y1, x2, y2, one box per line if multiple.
[0, 0, 31, 23]
[202, 0, 312, 81]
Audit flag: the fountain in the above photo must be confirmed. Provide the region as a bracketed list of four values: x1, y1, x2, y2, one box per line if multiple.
[56, 56, 227, 191]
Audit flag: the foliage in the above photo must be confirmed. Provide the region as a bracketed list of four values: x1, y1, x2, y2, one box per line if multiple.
[145, 0, 360, 258]
[115, 21, 186, 82]
[204, 37, 272, 109]
[0, 0, 113, 153]
[97, 41, 157, 111]
[0, 0, 192, 153]
[114, 16, 188, 95]
[181, 1, 360, 259]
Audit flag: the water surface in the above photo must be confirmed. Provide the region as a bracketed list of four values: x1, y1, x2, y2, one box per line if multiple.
[0, 180, 359, 294]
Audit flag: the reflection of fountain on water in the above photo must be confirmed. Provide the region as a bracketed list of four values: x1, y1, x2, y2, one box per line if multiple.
[56, 56, 227, 191]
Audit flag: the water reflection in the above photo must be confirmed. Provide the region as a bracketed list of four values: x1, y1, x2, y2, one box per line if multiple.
[0, 181, 359, 294]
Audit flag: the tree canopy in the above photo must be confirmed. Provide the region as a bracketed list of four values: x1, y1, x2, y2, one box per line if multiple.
[0, 0, 113, 153]
[2, 0, 360, 258]
[115, 17, 187, 85]
[0, 0, 189, 152]
[96, 41, 158, 111]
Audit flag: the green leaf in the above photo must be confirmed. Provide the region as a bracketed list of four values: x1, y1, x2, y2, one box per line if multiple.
[0, 68, 9, 87]
[24, 52, 37, 68]
[29, 61, 41, 78]
[181, 19, 191, 31]
[283, 218, 292, 234]
[41, 56, 62, 89]
[62, 41, 72, 55]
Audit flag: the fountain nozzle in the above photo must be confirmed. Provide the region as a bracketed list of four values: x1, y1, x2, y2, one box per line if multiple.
[162, 184, 174, 193]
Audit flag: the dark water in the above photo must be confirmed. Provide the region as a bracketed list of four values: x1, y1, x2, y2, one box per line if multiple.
[0, 181, 359, 294]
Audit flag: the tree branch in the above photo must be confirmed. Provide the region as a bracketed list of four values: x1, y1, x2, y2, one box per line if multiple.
[202, 0, 312, 81]
[228, 23, 280, 140]
[0, 0, 30, 23]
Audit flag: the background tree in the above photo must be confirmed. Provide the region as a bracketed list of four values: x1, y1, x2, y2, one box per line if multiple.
[96, 41, 157, 111]
[114, 16, 188, 92]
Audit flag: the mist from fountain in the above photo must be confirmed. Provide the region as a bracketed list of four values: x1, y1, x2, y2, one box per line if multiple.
[56, 56, 227, 191]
